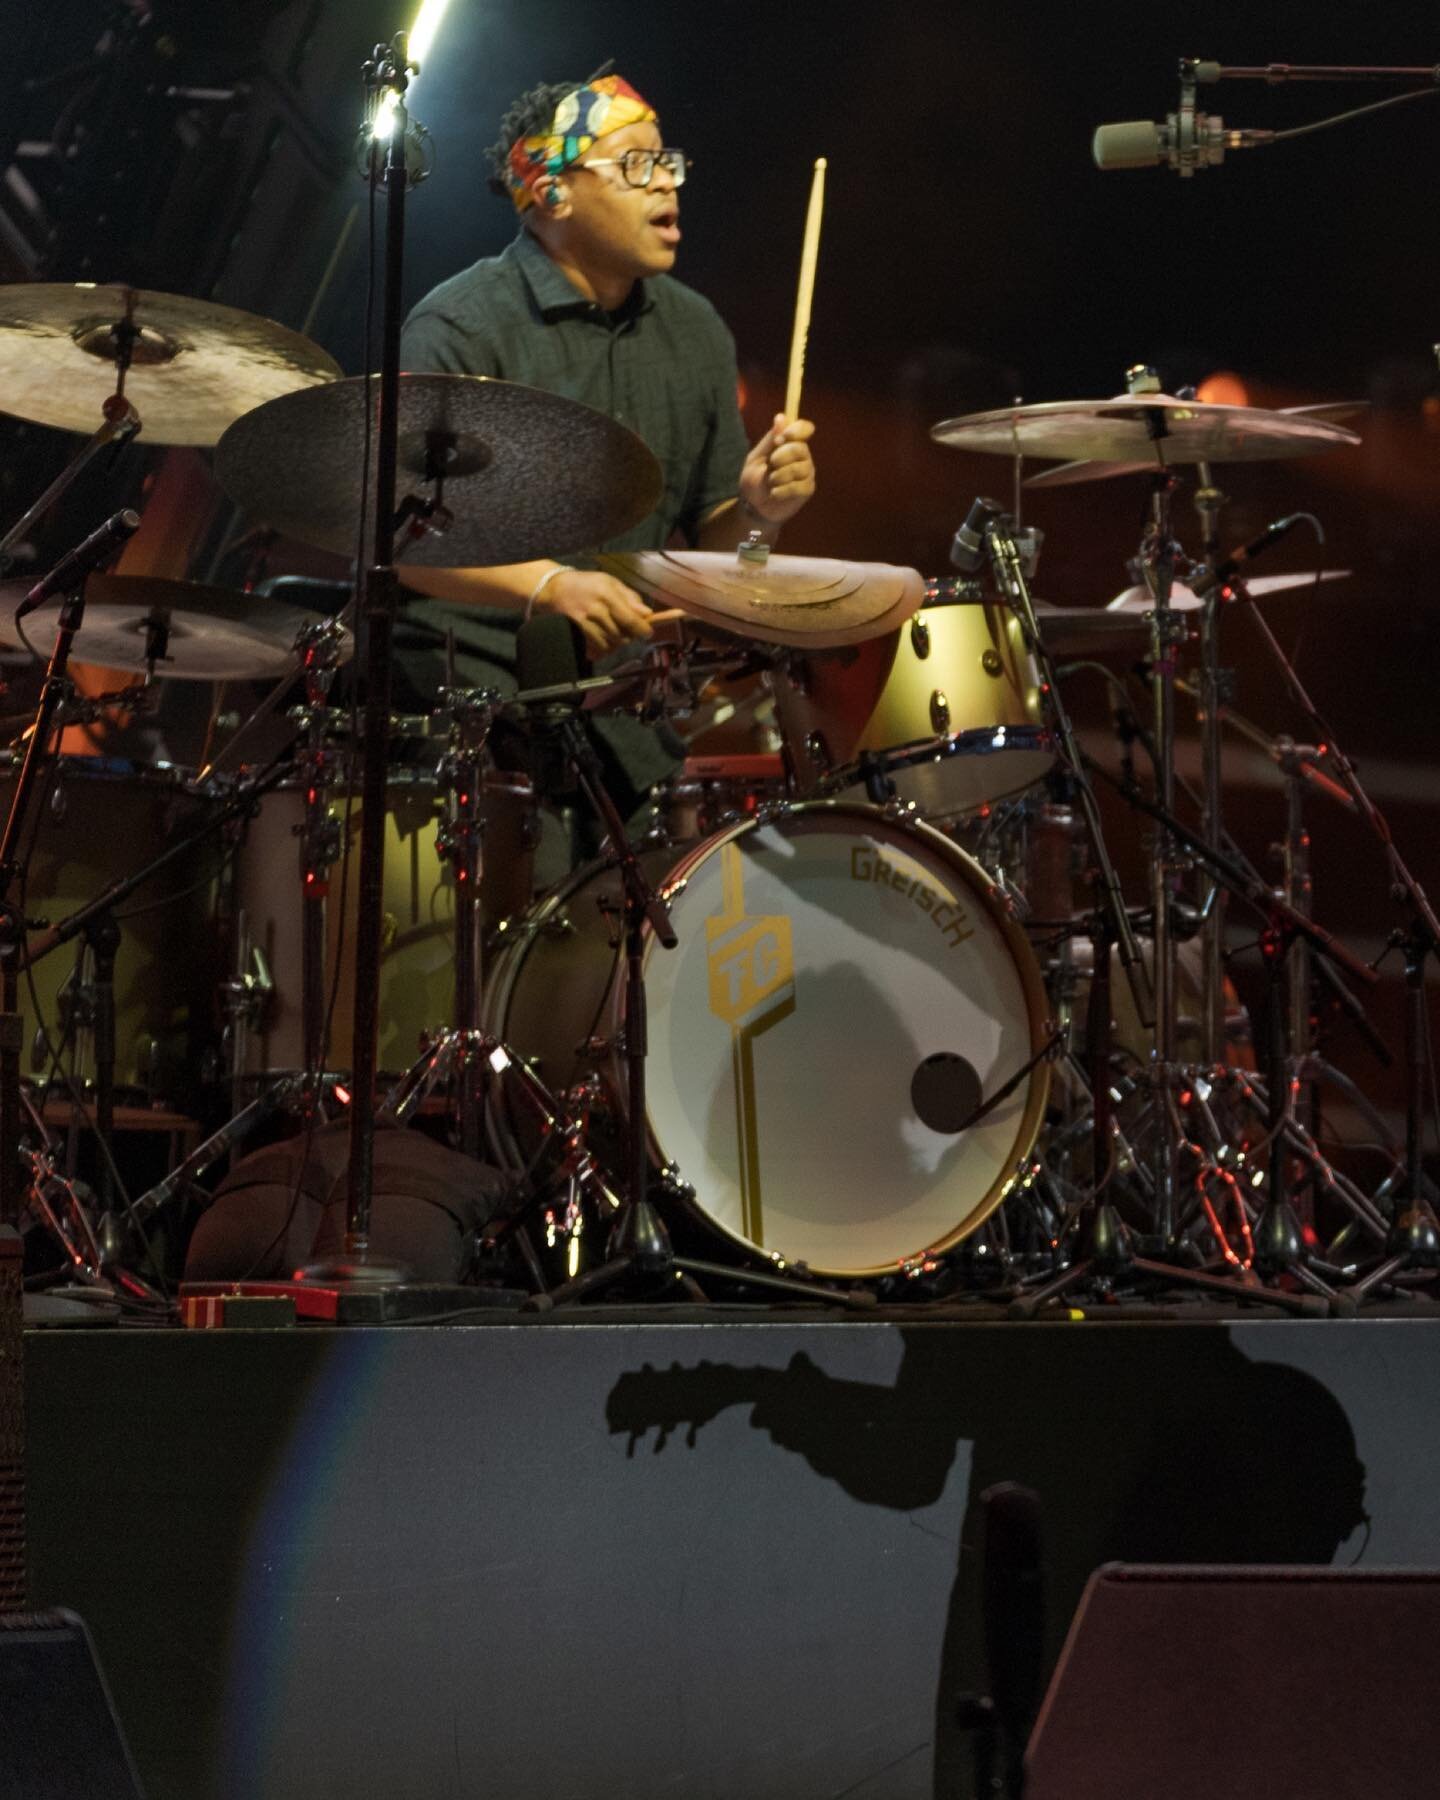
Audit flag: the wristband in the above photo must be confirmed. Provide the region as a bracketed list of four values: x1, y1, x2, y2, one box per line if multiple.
[524, 564, 566, 621]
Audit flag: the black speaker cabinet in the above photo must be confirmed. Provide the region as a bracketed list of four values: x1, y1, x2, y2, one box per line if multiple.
[1026, 1563, 1440, 1799]
[0, 1609, 145, 1799]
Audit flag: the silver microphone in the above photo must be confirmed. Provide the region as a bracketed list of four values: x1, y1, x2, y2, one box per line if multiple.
[1093, 111, 1273, 175]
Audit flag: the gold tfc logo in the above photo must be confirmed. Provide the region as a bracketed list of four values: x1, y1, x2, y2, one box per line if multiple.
[850, 843, 974, 946]
[706, 843, 795, 1245]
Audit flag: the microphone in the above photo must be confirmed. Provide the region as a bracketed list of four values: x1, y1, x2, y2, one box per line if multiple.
[1193, 513, 1306, 596]
[14, 509, 141, 621]
[1093, 113, 1273, 175]
[950, 497, 1006, 575]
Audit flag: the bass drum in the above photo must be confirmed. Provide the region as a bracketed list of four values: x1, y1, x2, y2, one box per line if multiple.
[483, 801, 1052, 1279]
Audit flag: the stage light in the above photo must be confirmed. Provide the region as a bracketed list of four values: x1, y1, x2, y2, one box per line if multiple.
[408, 0, 452, 67]
[371, 0, 452, 139]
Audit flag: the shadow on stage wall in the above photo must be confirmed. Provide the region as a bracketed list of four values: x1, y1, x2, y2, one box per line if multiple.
[608, 1325, 1369, 1799]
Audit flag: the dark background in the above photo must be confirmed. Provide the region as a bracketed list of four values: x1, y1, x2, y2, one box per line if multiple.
[3, 0, 1439, 1147]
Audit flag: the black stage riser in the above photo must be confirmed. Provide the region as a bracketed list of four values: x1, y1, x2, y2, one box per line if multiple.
[24, 1317, 1440, 1800]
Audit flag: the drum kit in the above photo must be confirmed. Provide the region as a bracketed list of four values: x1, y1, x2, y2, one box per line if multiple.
[0, 261, 1431, 1313]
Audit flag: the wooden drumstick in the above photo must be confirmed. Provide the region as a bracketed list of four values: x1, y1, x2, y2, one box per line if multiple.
[783, 157, 827, 423]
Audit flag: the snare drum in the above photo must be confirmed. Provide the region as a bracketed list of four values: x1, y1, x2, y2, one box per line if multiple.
[648, 753, 788, 845]
[484, 801, 1051, 1277]
[2, 754, 218, 1105]
[771, 596, 1054, 821]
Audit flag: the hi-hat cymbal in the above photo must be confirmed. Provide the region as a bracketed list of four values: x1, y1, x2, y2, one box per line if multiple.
[1022, 402, 1371, 490]
[0, 284, 341, 446]
[599, 548, 926, 647]
[1031, 602, 1150, 655]
[0, 574, 346, 680]
[1105, 570, 1352, 614]
[214, 374, 664, 567]
[932, 393, 1361, 464]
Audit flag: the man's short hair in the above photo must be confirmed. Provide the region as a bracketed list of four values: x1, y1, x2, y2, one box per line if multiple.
[484, 80, 582, 198]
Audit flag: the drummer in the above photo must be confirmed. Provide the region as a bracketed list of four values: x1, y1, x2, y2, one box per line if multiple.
[395, 70, 817, 840]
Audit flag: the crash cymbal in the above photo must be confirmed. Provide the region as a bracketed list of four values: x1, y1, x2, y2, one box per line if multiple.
[0, 574, 346, 680]
[214, 374, 664, 567]
[932, 394, 1360, 464]
[599, 548, 926, 648]
[1022, 403, 1371, 490]
[0, 283, 341, 446]
[1105, 570, 1352, 614]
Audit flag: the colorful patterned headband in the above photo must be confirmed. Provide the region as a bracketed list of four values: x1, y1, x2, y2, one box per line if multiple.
[505, 74, 658, 213]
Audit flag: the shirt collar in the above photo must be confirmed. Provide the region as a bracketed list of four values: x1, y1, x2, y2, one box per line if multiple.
[510, 228, 654, 325]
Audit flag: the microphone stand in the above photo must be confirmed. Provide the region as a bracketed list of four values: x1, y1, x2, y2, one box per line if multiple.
[1228, 590, 1440, 1295]
[516, 693, 871, 1311]
[1187, 59, 1440, 86]
[303, 36, 418, 1287]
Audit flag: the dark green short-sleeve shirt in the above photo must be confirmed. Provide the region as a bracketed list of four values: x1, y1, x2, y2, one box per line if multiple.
[401, 229, 749, 551]
[396, 231, 749, 805]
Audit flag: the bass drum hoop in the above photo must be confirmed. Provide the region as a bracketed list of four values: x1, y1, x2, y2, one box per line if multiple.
[485, 801, 1053, 1280]
[651, 800, 1052, 1277]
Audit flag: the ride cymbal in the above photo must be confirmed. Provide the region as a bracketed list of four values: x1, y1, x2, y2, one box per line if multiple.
[214, 374, 664, 567]
[0, 283, 341, 446]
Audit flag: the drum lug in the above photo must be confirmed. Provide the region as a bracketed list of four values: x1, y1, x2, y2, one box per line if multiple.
[804, 730, 832, 774]
[543, 910, 576, 938]
[784, 654, 813, 699]
[929, 691, 950, 735]
[909, 617, 931, 660]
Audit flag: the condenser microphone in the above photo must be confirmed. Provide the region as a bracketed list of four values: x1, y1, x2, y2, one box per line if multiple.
[1093, 112, 1273, 174]
[950, 497, 1006, 575]
[13, 509, 141, 621]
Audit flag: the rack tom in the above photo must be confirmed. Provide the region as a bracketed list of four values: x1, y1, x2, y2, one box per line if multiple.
[771, 587, 1054, 822]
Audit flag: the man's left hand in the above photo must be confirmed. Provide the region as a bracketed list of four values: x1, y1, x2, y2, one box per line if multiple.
[738, 412, 816, 527]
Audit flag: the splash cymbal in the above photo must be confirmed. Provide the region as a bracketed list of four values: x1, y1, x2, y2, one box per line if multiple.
[1105, 570, 1352, 614]
[0, 283, 341, 446]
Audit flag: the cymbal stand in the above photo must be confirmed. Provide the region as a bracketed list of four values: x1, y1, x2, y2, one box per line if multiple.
[1227, 580, 1440, 1292]
[1192, 460, 1231, 1067]
[0, 508, 141, 1240]
[977, 510, 1151, 1026]
[290, 620, 347, 1094]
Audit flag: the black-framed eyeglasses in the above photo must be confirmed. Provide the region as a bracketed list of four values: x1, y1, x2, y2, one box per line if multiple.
[575, 147, 688, 189]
